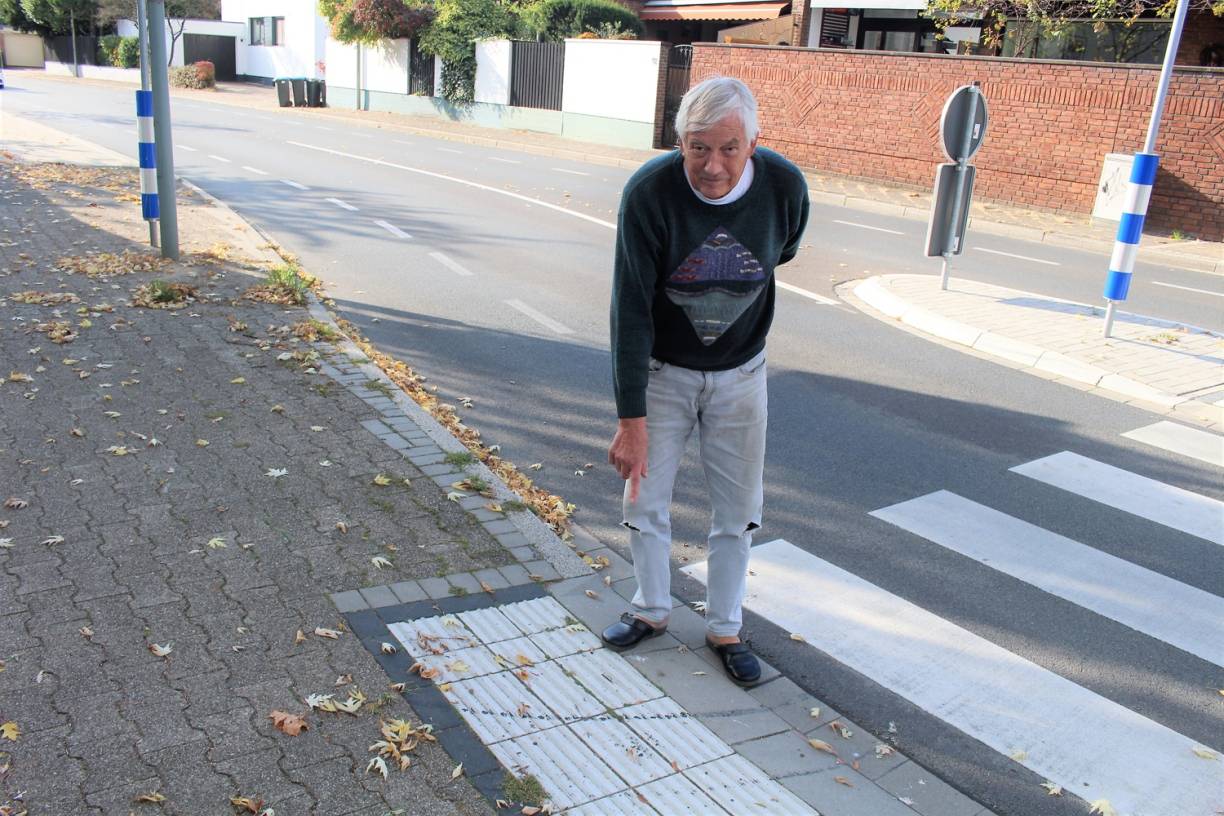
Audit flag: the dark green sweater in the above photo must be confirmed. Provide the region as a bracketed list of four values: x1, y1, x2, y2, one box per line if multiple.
[610, 147, 810, 418]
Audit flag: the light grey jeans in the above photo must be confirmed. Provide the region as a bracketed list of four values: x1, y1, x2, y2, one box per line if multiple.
[622, 349, 767, 637]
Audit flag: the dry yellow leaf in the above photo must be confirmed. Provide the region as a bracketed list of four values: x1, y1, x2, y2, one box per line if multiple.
[789, 633, 806, 642]
[314, 627, 341, 639]
[372, 474, 392, 486]
[0, 722, 19, 741]
[294, 629, 306, 645]
[833, 776, 854, 787]
[1040, 781, 1063, 796]
[134, 791, 166, 803]
[1089, 800, 1117, 816]
[1191, 747, 1218, 760]
[451, 762, 464, 779]
[230, 377, 246, 384]
[807, 738, 837, 755]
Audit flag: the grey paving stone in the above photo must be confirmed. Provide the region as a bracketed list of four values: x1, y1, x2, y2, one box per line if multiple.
[805, 720, 902, 779]
[359, 419, 390, 435]
[377, 433, 411, 451]
[498, 563, 533, 586]
[781, 768, 920, 816]
[693, 645, 782, 686]
[481, 519, 518, 535]
[331, 589, 368, 613]
[509, 546, 536, 562]
[735, 730, 841, 778]
[661, 604, 709, 647]
[582, 546, 634, 582]
[773, 694, 839, 733]
[424, 465, 458, 479]
[748, 676, 811, 709]
[389, 580, 427, 603]
[612, 576, 639, 604]
[358, 585, 399, 609]
[405, 446, 443, 462]
[629, 647, 761, 715]
[469, 508, 503, 523]
[695, 707, 793, 746]
[472, 568, 509, 591]
[446, 571, 483, 596]
[495, 531, 531, 549]
[419, 576, 452, 599]
[521, 560, 560, 581]
[876, 759, 984, 816]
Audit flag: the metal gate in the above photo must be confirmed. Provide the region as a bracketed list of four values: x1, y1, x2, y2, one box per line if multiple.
[659, 44, 692, 149]
[183, 34, 236, 81]
[510, 41, 565, 111]
[409, 38, 434, 96]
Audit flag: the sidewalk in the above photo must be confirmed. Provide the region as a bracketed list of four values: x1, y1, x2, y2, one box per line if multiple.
[845, 274, 1223, 431]
[20, 69, 1224, 276]
[0, 115, 997, 815]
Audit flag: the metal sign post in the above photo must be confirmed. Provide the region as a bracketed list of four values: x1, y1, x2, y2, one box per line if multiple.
[924, 83, 988, 290]
[147, 0, 179, 259]
[1100, 0, 1190, 338]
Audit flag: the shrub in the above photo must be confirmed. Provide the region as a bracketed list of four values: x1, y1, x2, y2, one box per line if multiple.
[523, 0, 642, 40]
[350, 0, 433, 41]
[419, 0, 516, 102]
[116, 36, 140, 68]
[168, 61, 216, 89]
[194, 60, 215, 84]
[98, 34, 121, 66]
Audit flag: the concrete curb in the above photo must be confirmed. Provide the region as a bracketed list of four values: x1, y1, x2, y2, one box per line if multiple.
[851, 276, 1221, 420]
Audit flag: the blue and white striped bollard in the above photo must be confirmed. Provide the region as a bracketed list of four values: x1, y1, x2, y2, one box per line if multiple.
[136, 89, 159, 222]
[1102, 152, 1158, 336]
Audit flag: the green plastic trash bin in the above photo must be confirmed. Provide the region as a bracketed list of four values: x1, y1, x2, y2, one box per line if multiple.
[274, 78, 291, 107]
[290, 78, 307, 107]
[306, 79, 325, 107]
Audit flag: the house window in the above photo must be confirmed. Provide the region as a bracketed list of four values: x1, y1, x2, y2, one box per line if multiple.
[250, 16, 285, 46]
[1003, 19, 1171, 63]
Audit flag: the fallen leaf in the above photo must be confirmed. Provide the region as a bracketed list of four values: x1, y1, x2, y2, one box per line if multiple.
[480, 581, 495, 594]
[874, 743, 895, 759]
[207, 536, 227, 549]
[310, 425, 325, 432]
[789, 633, 806, 643]
[229, 796, 264, 813]
[692, 671, 706, 676]
[195, 439, 209, 447]
[367, 756, 389, 779]
[41, 535, 65, 546]
[79, 626, 94, 639]
[1192, 747, 1219, 760]
[0, 539, 12, 549]
[0, 722, 19, 741]
[1009, 749, 1028, 761]
[270, 404, 285, 413]
[451, 762, 464, 779]
[1041, 781, 1063, 796]
[833, 776, 854, 787]
[314, 627, 341, 639]
[584, 589, 599, 599]
[269, 710, 309, 736]
[1089, 800, 1117, 816]
[3, 498, 29, 510]
[335, 521, 348, 534]
[335, 674, 353, 687]
[390, 682, 406, 693]
[372, 473, 392, 486]
[371, 555, 393, 569]
[808, 739, 837, 756]
[230, 377, 246, 384]
[830, 721, 853, 739]
[266, 467, 288, 479]
[446, 491, 464, 502]
[810, 707, 822, 719]
[380, 642, 397, 655]
[294, 629, 306, 645]
[148, 642, 172, 658]
[134, 791, 166, 803]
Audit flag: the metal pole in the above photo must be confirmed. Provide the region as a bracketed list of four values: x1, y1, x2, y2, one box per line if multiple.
[940, 84, 979, 291]
[136, 0, 157, 248]
[355, 42, 361, 111]
[1102, 0, 1190, 337]
[147, 0, 179, 259]
[69, 9, 79, 78]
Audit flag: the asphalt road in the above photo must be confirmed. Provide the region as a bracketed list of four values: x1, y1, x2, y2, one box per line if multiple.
[7, 72, 1222, 816]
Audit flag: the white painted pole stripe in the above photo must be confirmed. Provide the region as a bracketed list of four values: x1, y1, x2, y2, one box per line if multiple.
[374, 220, 412, 239]
[553, 168, 590, 176]
[871, 491, 1224, 666]
[490, 156, 520, 164]
[1122, 181, 1153, 215]
[505, 299, 574, 335]
[139, 168, 157, 191]
[1150, 280, 1224, 298]
[280, 179, 309, 190]
[975, 247, 1062, 266]
[325, 197, 358, 212]
[832, 219, 905, 235]
[1109, 241, 1140, 276]
[178, 145, 197, 152]
[428, 251, 473, 278]
[207, 154, 231, 163]
[137, 118, 154, 142]
[776, 280, 838, 305]
[1011, 451, 1223, 545]
[241, 165, 269, 175]
[1122, 421, 1224, 468]
[286, 141, 617, 230]
[682, 539, 1224, 816]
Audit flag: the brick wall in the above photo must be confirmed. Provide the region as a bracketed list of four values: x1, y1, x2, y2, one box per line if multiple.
[692, 44, 1224, 240]
[1177, 10, 1224, 65]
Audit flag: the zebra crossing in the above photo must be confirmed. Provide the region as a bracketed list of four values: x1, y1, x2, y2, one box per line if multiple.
[683, 418, 1224, 816]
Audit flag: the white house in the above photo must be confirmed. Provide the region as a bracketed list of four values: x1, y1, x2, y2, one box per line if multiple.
[220, 0, 328, 80]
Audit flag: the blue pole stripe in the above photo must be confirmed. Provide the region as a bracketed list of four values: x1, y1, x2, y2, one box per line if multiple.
[1116, 211, 1145, 246]
[1130, 153, 1159, 186]
[138, 142, 157, 169]
[136, 90, 154, 117]
[141, 193, 160, 221]
[1104, 270, 1131, 301]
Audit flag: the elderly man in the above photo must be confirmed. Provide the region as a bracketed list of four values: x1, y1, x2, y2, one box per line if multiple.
[602, 76, 810, 685]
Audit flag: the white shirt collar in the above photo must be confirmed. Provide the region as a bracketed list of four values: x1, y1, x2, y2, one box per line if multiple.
[686, 157, 755, 206]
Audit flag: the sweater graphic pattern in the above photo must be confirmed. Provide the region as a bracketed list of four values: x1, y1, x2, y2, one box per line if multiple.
[664, 227, 766, 346]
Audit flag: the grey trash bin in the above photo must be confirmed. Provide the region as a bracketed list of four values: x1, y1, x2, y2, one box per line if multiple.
[290, 78, 307, 107]
[275, 78, 291, 107]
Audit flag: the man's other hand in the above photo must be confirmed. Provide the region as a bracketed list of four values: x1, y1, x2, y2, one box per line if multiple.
[609, 417, 648, 502]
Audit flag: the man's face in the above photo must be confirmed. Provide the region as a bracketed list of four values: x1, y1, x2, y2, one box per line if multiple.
[681, 114, 758, 200]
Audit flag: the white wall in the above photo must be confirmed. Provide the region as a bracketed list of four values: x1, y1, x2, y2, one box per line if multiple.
[363, 39, 410, 93]
[115, 19, 244, 67]
[474, 40, 511, 105]
[561, 39, 660, 124]
[1, 31, 45, 67]
[325, 37, 357, 88]
[222, 0, 324, 78]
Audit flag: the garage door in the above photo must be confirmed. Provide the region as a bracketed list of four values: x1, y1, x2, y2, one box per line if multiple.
[183, 34, 236, 82]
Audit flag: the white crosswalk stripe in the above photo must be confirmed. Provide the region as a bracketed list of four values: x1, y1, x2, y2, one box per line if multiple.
[1122, 420, 1223, 468]
[1012, 451, 1223, 544]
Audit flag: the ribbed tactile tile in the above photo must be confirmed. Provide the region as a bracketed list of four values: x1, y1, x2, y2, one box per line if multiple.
[635, 772, 730, 815]
[555, 649, 664, 709]
[684, 754, 818, 815]
[499, 596, 573, 634]
[457, 606, 524, 644]
[388, 614, 478, 657]
[489, 725, 626, 809]
[618, 698, 735, 770]
[565, 789, 661, 815]
[441, 671, 558, 743]
[568, 716, 674, 787]
[486, 636, 548, 668]
[530, 625, 602, 659]
[515, 660, 606, 722]
[411, 644, 503, 683]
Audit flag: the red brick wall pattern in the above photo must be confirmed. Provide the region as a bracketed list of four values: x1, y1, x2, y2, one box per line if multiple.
[691, 44, 1224, 241]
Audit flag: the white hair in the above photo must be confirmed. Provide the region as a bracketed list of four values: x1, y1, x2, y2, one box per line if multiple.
[674, 76, 759, 144]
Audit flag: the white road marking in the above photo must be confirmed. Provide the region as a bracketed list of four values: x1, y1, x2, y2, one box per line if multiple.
[393, 140, 415, 146]
[871, 491, 1224, 666]
[505, 299, 574, 335]
[287, 141, 617, 230]
[1150, 280, 1224, 298]
[1122, 421, 1224, 468]
[832, 219, 904, 235]
[428, 251, 473, 277]
[1011, 451, 1223, 544]
[552, 168, 589, 176]
[280, 179, 309, 191]
[776, 280, 837, 306]
[489, 156, 520, 164]
[178, 145, 198, 152]
[315, 125, 334, 131]
[974, 247, 1061, 266]
[683, 539, 1222, 816]
[375, 220, 412, 239]
[325, 197, 358, 212]
[241, 166, 269, 175]
[207, 154, 232, 163]
[437, 147, 462, 154]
